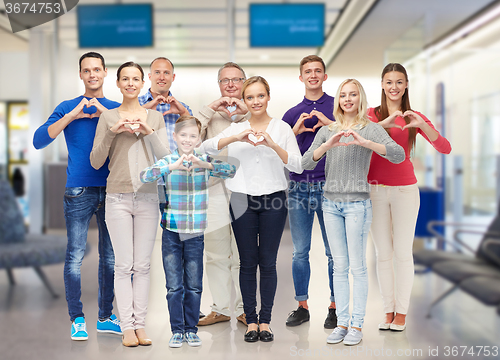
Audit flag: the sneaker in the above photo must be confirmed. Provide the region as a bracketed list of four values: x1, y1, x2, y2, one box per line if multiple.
[184, 332, 202, 347]
[169, 333, 184, 348]
[343, 328, 363, 346]
[285, 306, 310, 326]
[71, 317, 88, 341]
[97, 314, 122, 335]
[326, 327, 348, 344]
[324, 308, 337, 329]
[236, 313, 247, 326]
[198, 311, 230, 326]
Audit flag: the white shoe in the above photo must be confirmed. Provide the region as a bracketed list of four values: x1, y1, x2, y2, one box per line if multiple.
[378, 322, 391, 330]
[390, 322, 406, 331]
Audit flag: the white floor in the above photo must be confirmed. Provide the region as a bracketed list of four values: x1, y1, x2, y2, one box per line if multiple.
[1, 219, 499, 360]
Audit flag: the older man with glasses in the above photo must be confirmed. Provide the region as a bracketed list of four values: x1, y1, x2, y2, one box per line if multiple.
[197, 62, 250, 326]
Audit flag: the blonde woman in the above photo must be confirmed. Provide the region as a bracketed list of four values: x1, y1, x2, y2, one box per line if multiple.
[302, 79, 405, 346]
[200, 76, 302, 342]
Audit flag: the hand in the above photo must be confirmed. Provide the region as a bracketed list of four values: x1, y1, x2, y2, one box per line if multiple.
[344, 129, 368, 147]
[228, 98, 248, 117]
[309, 110, 333, 130]
[292, 113, 315, 135]
[208, 97, 248, 117]
[87, 98, 107, 119]
[253, 130, 276, 148]
[379, 110, 404, 129]
[209, 97, 232, 116]
[170, 154, 192, 171]
[322, 131, 348, 150]
[163, 96, 189, 116]
[186, 153, 213, 170]
[235, 128, 259, 146]
[110, 117, 135, 134]
[142, 95, 168, 110]
[402, 110, 425, 130]
[125, 117, 154, 135]
[69, 98, 91, 121]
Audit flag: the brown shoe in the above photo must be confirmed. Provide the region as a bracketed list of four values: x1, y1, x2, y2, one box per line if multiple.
[198, 311, 230, 326]
[122, 329, 139, 347]
[135, 328, 152, 346]
[236, 313, 247, 326]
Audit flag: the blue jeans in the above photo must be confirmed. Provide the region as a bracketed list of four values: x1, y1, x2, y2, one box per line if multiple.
[63, 186, 115, 322]
[230, 191, 287, 325]
[162, 229, 204, 334]
[287, 181, 334, 302]
[322, 198, 372, 329]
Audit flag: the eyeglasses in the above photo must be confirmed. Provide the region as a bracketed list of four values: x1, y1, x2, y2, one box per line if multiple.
[218, 77, 245, 85]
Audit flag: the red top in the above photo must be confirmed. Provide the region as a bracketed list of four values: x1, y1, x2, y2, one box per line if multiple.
[367, 107, 452, 186]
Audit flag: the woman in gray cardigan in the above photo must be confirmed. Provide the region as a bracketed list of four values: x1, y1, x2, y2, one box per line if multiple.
[302, 79, 404, 346]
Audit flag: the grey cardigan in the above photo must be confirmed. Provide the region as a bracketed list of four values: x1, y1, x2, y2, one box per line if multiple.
[302, 122, 405, 202]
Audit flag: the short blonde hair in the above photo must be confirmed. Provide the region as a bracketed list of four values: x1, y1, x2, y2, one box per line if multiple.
[330, 79, 370, 131]
[174, 116, 202, 133]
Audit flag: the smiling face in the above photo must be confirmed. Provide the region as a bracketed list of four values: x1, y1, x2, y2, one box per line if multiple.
[219, 66, 245, 98]
[339, 82, 360, 117]
[116, 67, 144, 99]
[173, 124, 200, 155]
[299, 61, 327, 91]
[243, 82, 270, 117]
[149, 59, 175, 95]
[382, 71, 407, 103]
[80, 57, 107, 93]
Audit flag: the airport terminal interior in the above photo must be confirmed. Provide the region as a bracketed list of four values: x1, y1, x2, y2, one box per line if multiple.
[1, 1, 500, 359]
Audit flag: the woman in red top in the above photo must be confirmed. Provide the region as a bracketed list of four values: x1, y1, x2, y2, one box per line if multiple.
[367, 63, 451, 331]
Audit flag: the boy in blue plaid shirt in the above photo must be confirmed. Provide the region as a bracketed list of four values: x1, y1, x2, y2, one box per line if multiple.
[140, 116, 236, 348]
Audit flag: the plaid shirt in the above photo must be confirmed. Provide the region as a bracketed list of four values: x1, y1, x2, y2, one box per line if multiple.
[140, 150, 236, 233]
[138, 89, 192, 153]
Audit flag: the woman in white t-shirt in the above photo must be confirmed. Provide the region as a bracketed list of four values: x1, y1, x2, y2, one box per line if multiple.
[200, 76, 302, 343]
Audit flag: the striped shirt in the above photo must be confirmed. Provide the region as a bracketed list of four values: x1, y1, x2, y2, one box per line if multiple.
[140, 150, 236, 233]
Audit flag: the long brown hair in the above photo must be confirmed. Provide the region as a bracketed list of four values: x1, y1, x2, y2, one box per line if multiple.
[375, 63, 417, 151]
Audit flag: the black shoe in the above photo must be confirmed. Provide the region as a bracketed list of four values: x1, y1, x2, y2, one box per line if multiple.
[324, 308, 337, 329]
[259, 329, 274, 342]
[244, 329, 260, 343]
[286, 306, 310, 326]
[199, 311, 205, 319]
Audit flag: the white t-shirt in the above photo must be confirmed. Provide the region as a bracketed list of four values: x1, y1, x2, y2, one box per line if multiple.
[199, 118, 303, 196]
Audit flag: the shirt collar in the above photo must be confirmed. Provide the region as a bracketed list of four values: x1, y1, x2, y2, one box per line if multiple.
[303, 92, 328, 105]
[144, 88, 173, 101]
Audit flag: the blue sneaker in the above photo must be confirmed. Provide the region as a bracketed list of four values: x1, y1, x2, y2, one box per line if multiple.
[71, 317, 88, 341]
[184, 332, 202, 347]
[169, 333, 184, 348]
[97, 314, 122, 335]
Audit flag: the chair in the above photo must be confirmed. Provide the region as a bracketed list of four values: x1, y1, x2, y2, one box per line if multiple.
[413, 209, 500, 317]
[0, 180, 76, 298]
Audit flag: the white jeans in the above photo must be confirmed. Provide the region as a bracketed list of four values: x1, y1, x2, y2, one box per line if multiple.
[370, 184, 420, 315]
[105, 192, 159, 331]
[204, 181, 243, 317]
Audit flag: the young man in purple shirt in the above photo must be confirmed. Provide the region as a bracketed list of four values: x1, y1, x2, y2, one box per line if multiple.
[282, 55, 337, 329]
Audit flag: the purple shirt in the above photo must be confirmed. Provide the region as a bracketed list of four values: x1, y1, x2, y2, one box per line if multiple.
[282, 92, 335, 182]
